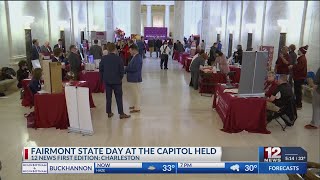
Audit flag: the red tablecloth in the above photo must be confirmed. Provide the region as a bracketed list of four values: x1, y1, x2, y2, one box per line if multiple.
[33, 81, 95, 129]
[185, 57, 193, 72]
[212, 84, 270, 134]
[179, 53, 189, 65]
[229, 66, 241, 83]
[79, 71, 104, 93]
[199, 72, 227, 94]
[173, 50, 180, 61]
[21, 80, 95, 108]
[34, 93, 68, 129]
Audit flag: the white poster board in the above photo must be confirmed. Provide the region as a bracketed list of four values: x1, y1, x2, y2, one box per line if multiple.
[31, 60, 41, 68]
[65, 86, 93, 135]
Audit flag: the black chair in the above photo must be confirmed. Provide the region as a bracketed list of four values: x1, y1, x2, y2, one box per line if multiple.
[267, 97, 297, 131]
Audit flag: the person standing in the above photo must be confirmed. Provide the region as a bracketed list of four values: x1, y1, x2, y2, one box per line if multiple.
[215, 51, 230, 74]
[160, 41, 170, 70]
[233, 45, 243, 65]
[125, 44, 143, 113]
[199, 40, 205, 50]
[208, 43, 218, 66]
[30, 39, 41, 69]
[148, 38, 155, 58]
[155, 37, 162, 58]
[68, 45, 82, 80]
[305, 67, 320, 129]
[54, 39, 66, 53]
[217, 41, 222, 51]
[89, 39, 103, 60]
[289, 45, 308, 110]
[136, 37, 145, 58]
[288, 44, 297, 86]
[275, 46, 290, 75]
[190, 52, 207, 90]
[99, 43, 130, 119]
[40, 41, 52, 58]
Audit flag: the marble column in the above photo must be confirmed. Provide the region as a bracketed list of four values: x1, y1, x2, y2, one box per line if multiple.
[147, 5, 152, 27]
[173, 1, 184, 41]
[246, 33, 253, 51]
[165, 5, 170, 36]
[228, 33, 233, 58]
[278, 33, 286, 57]
[24, 29, 32, 69]
[130, 1, 141, 34]
[105, 1, 114, 41]
[201, 1, 210, 49]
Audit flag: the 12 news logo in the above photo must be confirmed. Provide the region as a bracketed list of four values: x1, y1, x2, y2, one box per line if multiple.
[264, 147, 282, 162]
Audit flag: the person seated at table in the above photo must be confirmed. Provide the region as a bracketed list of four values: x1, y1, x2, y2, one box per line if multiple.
[16, 60, 30, 89]
[266, 74, 293, 112]
[214, 51, 230, 74]
[264, 71, 278, 98]
[190, 51, 207, 90]
[28, 68, 42, 95]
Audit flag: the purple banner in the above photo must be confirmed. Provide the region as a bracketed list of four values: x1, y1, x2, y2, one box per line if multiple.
[144, 27, 167, 40]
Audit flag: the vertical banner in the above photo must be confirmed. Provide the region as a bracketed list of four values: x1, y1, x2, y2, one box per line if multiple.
[259, 46, 274, 71]
[144, 27, 167, 40]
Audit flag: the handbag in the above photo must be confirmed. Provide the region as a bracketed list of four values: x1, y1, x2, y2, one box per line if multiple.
[160, 46, 168, 59]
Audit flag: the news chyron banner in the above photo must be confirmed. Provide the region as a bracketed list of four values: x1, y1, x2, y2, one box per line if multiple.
[21, 147, 307, 174]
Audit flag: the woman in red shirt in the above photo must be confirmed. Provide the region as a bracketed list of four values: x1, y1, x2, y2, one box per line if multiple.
[275, 46, 290, 74]
[122, 41, 130, 66]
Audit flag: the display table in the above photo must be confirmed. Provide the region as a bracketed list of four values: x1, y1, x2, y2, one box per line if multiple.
[33, 81, 95, 129]
[180, 53, 190, 66]
[34, 93, 68, 129]
[212, 84, 270, 134]
[21, 80, 95, 108]
[198, 70, 227, 94]
[184, 57, 193, 72]
[229, 65, 241, 83]
[173, 50, 180, 61]
[79, 71, 104, 93]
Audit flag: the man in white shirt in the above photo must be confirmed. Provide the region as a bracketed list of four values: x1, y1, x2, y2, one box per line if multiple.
[160, 41, 171, 70]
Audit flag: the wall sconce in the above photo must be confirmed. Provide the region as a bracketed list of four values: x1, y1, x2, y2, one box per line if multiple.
[216, 27, 222, 33]
[79, 24, 86, 31]
[58, 21, 68, 31]
[277, 19, 288, 33]
[228, 26, 234, 34]
[23, 16, 35, 29]
[246, 23, 256, 33]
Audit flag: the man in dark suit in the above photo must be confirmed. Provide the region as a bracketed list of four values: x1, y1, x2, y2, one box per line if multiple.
[54, 39, 66, 60]
[53, 39, 66, 53]
[68, 45, 82, 80]
[89, 39, 103, 60]
[30, 39, 41, 70]
[99, 43, 130, 119]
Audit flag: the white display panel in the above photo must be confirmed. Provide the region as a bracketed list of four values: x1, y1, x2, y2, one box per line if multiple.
[77, 87, 93, 134]
[65, 86, 79, 130]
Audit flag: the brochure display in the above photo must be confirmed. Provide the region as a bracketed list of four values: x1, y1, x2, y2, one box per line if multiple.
[65, 86, 93, 135]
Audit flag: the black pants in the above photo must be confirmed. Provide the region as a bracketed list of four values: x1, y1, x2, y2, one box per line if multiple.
[105, 83, 124, 114]
[160, 54, 169, 69]
[156, 47, 160, 58]
[294, 79, 304, 108]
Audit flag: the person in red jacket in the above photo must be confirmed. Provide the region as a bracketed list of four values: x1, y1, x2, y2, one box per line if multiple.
[289, 45, 308, 109]
[275, 46, 290, 75]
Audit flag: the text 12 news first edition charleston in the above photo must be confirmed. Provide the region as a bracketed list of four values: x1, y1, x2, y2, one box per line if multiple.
[21, 147, 307, 174]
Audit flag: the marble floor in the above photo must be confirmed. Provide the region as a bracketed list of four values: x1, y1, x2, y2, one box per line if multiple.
[0, 56, 319, 180]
